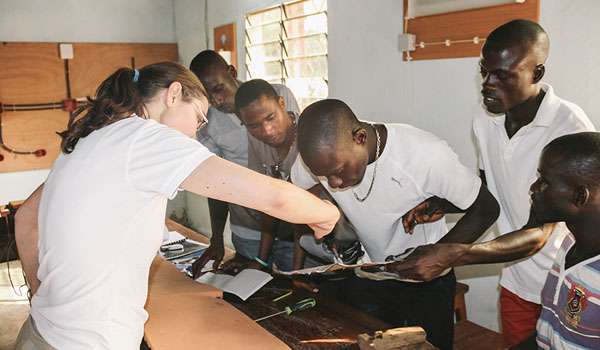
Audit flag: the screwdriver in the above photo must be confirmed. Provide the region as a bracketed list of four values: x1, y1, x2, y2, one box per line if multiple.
[254, 298, 317, 322]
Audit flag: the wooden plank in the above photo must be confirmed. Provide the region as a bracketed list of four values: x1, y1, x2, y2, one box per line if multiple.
[0, 42, 66, 104]
[227, 277, 391, 349]
[165, 219, 235, 260]
[404, 0, 539, 61]
[132, 43, 178, 68]
[69, 43, 137, 98]
[70, 43, 178, 98]
[147, 256, 222, 298]
[146, 221, 287, 349]
[0, 42, 177, 174]
[144, 293, 290, 350]
[0, 110, 68, 173]
[214, 23, 237, 68]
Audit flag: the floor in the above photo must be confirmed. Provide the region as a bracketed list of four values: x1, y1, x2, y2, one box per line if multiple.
[0, 261, 30, 350]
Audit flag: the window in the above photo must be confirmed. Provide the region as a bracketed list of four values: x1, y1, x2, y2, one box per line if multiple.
[245, 0, 327, 110]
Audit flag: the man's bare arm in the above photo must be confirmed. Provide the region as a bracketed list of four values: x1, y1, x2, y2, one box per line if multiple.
[388, 223, 556, 281]
[437, 184, 500, 244]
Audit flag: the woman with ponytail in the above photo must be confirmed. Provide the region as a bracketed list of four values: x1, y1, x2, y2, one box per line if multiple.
[14, 62, 339, 349]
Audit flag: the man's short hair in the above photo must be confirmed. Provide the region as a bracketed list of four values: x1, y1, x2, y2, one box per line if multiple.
[297, 99, 358, 159]
[545, 132, 600, 187]
[189, 50, 228, 77]
[487, 19, 547, 47]
[234, 79, 278, 111]
[485, 19, 549, 62]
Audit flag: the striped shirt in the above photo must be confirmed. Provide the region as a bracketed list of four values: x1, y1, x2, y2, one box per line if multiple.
[537, 223, 600, 349]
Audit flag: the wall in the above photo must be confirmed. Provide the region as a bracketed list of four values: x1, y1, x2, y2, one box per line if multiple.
[0, 0, 177, 203]
[0, 0, 176, 43]
[174, 0, 208, 67]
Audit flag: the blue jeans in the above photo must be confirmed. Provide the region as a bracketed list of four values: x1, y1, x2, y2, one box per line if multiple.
[231, 233, 295, 271]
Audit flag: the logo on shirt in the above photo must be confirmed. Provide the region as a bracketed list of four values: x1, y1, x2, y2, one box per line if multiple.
[565, 285, 587, 327]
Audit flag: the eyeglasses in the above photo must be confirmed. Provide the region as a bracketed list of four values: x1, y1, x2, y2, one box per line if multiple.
[197, 117, 208, 130]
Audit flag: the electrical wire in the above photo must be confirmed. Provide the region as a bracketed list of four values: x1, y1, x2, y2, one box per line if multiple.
[0, 113, 46, 156]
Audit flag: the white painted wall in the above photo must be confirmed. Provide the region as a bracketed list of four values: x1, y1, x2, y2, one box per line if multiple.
[174, 0, 208, 67]
[0, 0, 176, 43]
[175, 0, 600, 331]
[0, 0, 177, 204]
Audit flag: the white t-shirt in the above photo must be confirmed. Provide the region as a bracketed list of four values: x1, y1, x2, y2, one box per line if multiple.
[473, 83, 595, 303]
[291, 123, 481, 262]
[32, 117, 213, 349]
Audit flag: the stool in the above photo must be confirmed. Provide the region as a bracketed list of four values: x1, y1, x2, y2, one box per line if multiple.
[454, 282, 469, 322]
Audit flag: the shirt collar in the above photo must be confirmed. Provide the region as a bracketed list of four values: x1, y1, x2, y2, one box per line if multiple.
[531, 83, 560, 128]
[491, 83, 559, 128]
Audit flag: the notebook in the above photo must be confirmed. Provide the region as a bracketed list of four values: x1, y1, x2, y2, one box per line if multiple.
[160, 231, 208, 261]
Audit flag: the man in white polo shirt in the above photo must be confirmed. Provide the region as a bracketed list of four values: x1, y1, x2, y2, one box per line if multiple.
[399, 20, 595, 347]
[477, 20, 594, 348]
[292, 99, 500, 350]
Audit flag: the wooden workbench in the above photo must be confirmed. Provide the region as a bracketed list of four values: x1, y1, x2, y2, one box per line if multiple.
[143, 220, 289, 350]
[226, 277, 391, 350]
[146, 220, 503, 350]
[145, 220, 392, 350]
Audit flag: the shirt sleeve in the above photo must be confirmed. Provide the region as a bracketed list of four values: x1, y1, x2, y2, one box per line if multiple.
[196, 132, 220, 156]
[274, 84, 301, 115]
[472, 117, 485, 172]
[128, 122, 214, 198]
[196, 125, 222, 157]
[247, 134, 263, 174]
[290, 155, 319, 190]
[549, 109, 596, 142]
[422, 141, 482, 210]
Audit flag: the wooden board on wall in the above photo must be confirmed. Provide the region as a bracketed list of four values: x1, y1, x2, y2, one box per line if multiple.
[214, 23, 237, 68]
[0, 42, 177, 174]
[404, 0, 540, 61]
[0, 42, 66, 104]
[0, 110, 68, 173]
[132, 43, 178, 68]
[70, 43, 178, 98]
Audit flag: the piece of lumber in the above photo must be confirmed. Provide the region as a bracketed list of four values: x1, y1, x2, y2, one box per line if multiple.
[144, 293, 290, 350]
[358, 327, 437, 350]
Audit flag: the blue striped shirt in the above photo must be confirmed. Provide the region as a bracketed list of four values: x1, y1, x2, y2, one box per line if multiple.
[537, 224, 600, 349]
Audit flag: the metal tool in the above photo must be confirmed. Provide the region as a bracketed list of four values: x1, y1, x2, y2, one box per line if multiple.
[254, 298, 316, 322]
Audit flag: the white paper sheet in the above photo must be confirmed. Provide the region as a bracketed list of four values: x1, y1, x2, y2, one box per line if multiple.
[195, 269, 273, 301]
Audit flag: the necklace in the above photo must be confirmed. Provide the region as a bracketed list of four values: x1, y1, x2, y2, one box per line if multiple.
[354, 125, 381, 202]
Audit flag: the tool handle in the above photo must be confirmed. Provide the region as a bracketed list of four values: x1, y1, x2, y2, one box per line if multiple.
[286, 298, 316, 315]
